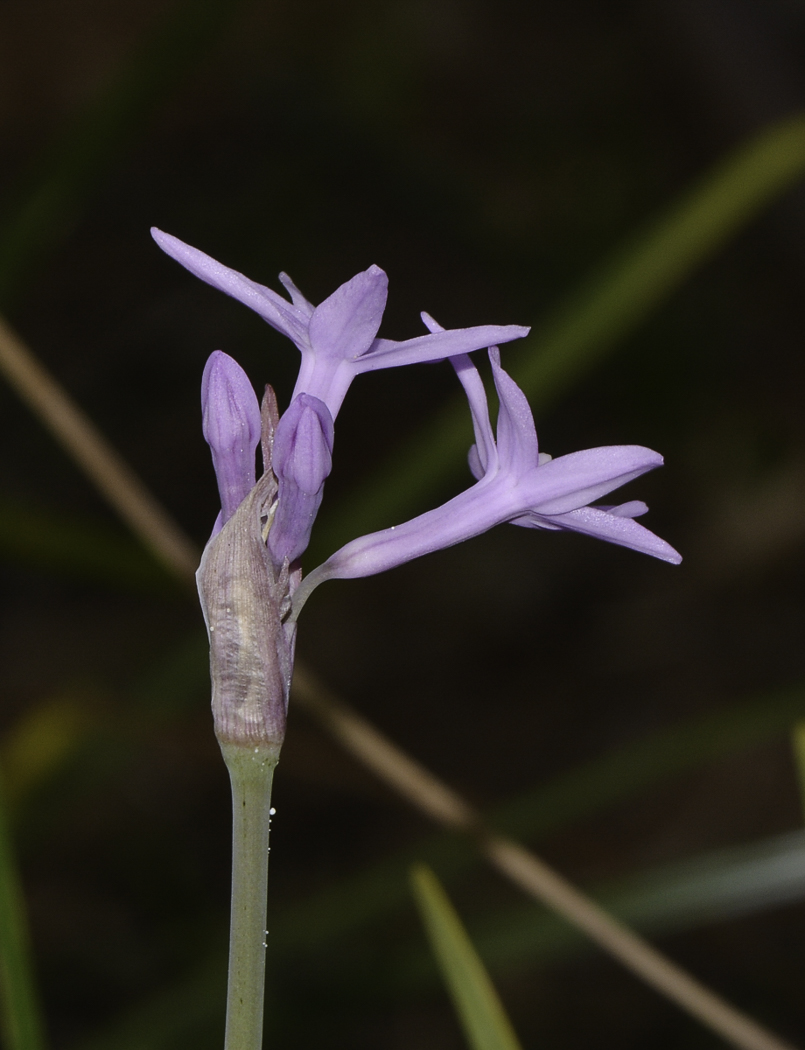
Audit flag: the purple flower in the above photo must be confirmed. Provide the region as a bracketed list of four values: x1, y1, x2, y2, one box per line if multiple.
[151, 228, 530, 419]
[201, 350, 262, 527]
[268, 394, 334, 564]
[290, 346, 680, 615]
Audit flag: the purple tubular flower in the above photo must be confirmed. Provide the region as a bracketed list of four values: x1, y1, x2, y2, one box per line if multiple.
[291, 349, 680, 614]
[201, 351, 262, 524]
[268, 394, 334, 564]
[151, 228, 530, 419]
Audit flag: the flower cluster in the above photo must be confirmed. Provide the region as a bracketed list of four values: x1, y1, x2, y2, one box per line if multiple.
[153, 229, 680, 749]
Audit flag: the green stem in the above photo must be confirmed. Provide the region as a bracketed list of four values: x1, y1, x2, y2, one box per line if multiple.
[219, 743, 280, 1050]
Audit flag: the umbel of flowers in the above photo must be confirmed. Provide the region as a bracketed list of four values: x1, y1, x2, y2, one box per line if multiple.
[153, 228, 680, 753]
[153, 228, 680, 1050]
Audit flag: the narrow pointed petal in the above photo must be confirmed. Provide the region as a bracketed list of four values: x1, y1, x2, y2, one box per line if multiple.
[268, 394, 334, 563]
[151, 229, 311, 348]
[278, 272, 315, 314]
[308, 265, 388, 360]
[421, 313, 497, 477]
[527, 505, 682, 563]
[201, 351, 262, 523]
[357, 323, 530, 372]
[452, 354, 497, 477]
[520, 446, 665, 516]
[602, 500, 649, 518]
[488, 348, 539, 475]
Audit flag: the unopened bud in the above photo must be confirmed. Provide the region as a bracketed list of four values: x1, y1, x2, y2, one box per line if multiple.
[268, 394, 334, 563]
[202, 351, 262, 523]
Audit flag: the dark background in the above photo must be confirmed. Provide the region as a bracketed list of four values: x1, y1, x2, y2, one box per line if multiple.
[1, 1, 805, 1047]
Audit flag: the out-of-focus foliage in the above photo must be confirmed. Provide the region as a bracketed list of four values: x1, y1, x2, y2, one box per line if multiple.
[0, 771, 46, 1050]
[411, 865, 523, 1050]
[2, 2, 805, 1049]
[792, 721, 805, 820]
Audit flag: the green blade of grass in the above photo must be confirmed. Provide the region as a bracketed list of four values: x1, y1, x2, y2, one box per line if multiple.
[315, 115, 805, 554]
[0, 770, 47, 1050]
[451, 829, 805, 980]
[791, 722, 805, 823]
[73, 828, 805, 1050]
[410, 865, 524, 1050]
[65, 679, 805, 1050]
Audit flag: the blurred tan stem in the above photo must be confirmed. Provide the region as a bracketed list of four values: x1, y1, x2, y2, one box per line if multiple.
[291, 665, 798, 1050]
[1, 318, 798, 1050]
[0, 316, 198, 581]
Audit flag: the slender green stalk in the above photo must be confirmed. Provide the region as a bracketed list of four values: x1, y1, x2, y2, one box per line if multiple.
[219, 743, 280, 1050]
[0, 770, 47, 1050]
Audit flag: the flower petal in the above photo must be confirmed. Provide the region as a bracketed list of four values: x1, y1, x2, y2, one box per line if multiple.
[599, 500, 649, 518]
[525, 505, 682, 563]
[519, 445, 665, 515]
[151, 228, 311, 349]
[356, 323, 530, 372]
[488, 348, 539, 476]
[453, 354, 497, 477]
[421, 313, 497, 477]
[308, 265, 388, 360]
[303, 473, 510, 585]
[278, 272, 315, 314]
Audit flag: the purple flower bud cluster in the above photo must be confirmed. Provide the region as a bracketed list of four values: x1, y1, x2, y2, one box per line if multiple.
[153, 229, 680, 745]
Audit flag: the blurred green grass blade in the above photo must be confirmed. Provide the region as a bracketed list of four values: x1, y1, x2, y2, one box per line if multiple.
[0, 499, 180, 594]
[398, 831, 805, 992]
[277, 682, 805, 954]
[70, 680, 805, 1050]
[0, 0, 251, 307]
[447, 830, 805, 976]
[0, 770, 47, 1050]
[79, 829, 805, 1050]
[510, 114, 805, 407]
[1, 694, 97, 809]
[791, 722, 805, 822]
[316, 115, 805, 552]
[410, 865, 524, 1050]
[494, 682, 805, 842]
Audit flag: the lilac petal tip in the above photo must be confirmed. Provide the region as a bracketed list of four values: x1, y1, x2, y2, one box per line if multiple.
[268, 394, 335, 563]
[308, 265, 389, 361]
[201, 351, 262, 523]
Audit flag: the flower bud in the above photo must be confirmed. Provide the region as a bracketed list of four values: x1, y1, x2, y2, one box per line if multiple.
[202, 351, 262, 523]
[268, 394, 334, 563]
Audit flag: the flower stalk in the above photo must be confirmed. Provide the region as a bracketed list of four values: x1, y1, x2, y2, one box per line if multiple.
[219, 742, 280, 1050]
[154, 229, 681, 1050]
